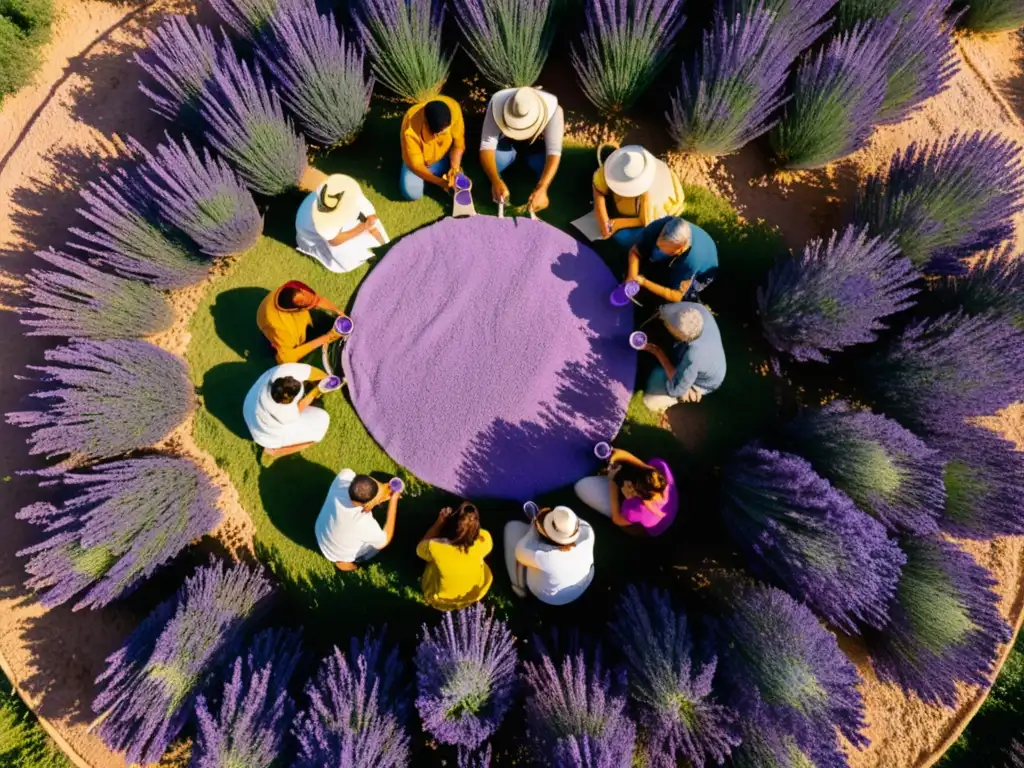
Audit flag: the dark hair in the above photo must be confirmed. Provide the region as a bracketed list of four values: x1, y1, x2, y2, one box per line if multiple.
[616, 463, 668, 502]
[350, 474, 379, 505]
[278, 284, 314, 310]
[269, 376, 302, 404]
[444, 502, 481, 553]
[424, 100, 452, 134]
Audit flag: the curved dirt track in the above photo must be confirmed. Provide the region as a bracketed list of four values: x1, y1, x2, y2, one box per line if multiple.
[0, 3, 1022, 766]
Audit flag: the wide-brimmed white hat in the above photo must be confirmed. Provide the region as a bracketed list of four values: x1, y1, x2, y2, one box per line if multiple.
[604, 145, 658, 198]
[540, 506, 581, 546]
[311, 174, 362, 238]
[492, 87, 549, 143]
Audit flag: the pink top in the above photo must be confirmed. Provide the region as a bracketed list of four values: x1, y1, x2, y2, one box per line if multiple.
[620, 458, 677, 536]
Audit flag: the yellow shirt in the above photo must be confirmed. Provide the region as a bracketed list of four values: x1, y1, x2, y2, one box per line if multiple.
[593, 161, 685, 226]
[400, 96, 466, 169]
[256, 282, 314, 364]
[416, 530, 493, 611]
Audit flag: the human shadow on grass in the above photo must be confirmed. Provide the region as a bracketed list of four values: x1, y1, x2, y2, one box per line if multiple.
[200, 361, 266, 441]
[209, 286, 271, 361]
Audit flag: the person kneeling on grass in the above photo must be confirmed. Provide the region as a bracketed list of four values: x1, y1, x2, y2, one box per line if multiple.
[399, 96, 466, 201]
[625, 217, 718, 304]
[504, 506, 594, 606]
[296, 174, 389, 274]
[243, 362, 332, 458]
[417, 501, 493, 610]
[642, 302, 726, 414]
[593, 144, 685, 248]
[315, 470, 400, 572]
[575, 448, 678, 536]
[257, 280, 345, 365]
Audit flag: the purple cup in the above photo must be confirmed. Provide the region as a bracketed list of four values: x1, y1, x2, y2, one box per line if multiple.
[523, 501, 540, 520]
[455, 173, 471, 191]
[594, 441, 612, 460]
[455, 190, 472, 206]
[624, 280, 640, 298]
[334, 316, 354, 335]
[389, 477, 405, 494]
[629, 331, 648, 350]
[610, 285, 630, 307]
[320, 375, 342, 392]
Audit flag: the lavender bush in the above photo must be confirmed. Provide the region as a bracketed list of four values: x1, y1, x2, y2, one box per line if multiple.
[17, 456, 220, 610]
[135, 16, 222, 124]
[258, 0, 373, 148]
[354, 0, 451, 103]
[782, 401, 945, 535]
[200, 46, 307, 196]
[522, 634, 635, 768]
[728, 718, 818, 768]
[712, 584, 868, 765]
[457, 744, 493, 767]
[133, 134, 262, 257]
[293, 630, 410, 768]
[862, 311, 1024, 439]
[20, 248, 172, 339]
[758, 225, 917, 362]
[955, 0, 1024, 31]
[607, 586, 739, 767]
[69, 170, 208, 289]
[932, 244, 1024, 327]
[92, 560, 274, 765]
[668, 3, 792, 156]
[770, 24, 890, 169]
[1008, 739, 1024, 768]
[728, 0, 838, 57]
[857, 132, 1024, 274]
[208, 0, 279, 40]
[722, 443, 905, 632]
[192, 628, 303, 768]
[455, 0, 556, 88]
[6, 340, 194, 463]
[571, 0, 686, 115]
[865, 536, 1011, 706]
[415, 604, 518, 750]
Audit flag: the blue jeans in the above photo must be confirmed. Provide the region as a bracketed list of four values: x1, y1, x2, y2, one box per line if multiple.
[494, 138, 546, 177]
[400, 157, 450, 201]
[612, 227, 644, 248]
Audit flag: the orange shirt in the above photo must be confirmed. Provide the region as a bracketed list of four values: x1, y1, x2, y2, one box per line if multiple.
[256, 281, 316, 364]
[400, 95, 466, 169]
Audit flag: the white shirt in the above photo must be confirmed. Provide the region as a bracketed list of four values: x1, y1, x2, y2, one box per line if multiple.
[243, 363, 310, 446]
[295, 191, 389, 273]
[480, 88, 564, 156]
[515, 521, 595, 605]
[315, 469, 388, 563]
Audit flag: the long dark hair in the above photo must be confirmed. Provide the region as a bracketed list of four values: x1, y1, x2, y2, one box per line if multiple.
[616, 463, 668, 501]
[444, 502, 482, 553]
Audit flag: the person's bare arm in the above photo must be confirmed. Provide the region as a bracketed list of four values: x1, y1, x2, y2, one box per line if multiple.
[327, 221, 370, 247]
[480, 149, 509, 203]
[381, 493, 400, 546]
[638, 275, 690, 304]
[593, 187, 612, 238]
[626, 246, 642, 281]
[420, 507, 452, 542]
[296, 387, 320, 413]
[611, 216, 644, 231]
[609, 448, 653, 470]
[314, 296, 343, 315]
[645, 343, 677, 381]
[528, 155, 560, 212]
[607, 477, 636, 529]
[449, 146, 465, 175]
[289, 330, 339, 362]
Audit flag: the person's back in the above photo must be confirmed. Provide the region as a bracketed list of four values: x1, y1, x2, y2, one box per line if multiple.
[517, 519, 595, 605]
[669, 302, 726, 393]
[419, 532, 493, 610]
[315, 469, 388, 565]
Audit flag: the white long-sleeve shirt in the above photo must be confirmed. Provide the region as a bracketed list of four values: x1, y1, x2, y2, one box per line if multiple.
[515, 522, 595, 605]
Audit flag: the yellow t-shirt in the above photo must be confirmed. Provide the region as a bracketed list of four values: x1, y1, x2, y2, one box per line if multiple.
[400, 95, 466, 170]
[256, 282, 314, 364]
[593, 160, 685, 226]
[416, 530, 494, 611]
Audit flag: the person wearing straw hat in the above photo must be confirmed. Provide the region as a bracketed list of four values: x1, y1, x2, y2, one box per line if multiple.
[593, 144, 685, 247]
[479, 86, 565, 213]
[640, 302, 726, 413]
[625, 216, 719, 304]
[295, 174, 390, 273]
[503, 505, 595, 606]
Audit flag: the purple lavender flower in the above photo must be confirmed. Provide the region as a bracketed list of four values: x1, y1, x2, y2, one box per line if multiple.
[92, 560, 274, 765]
[931, 244, 1024, 328]
[19, 248, 172, 339]
[457, 743, 493, 767]
[955, 0, 1024, 32]
[857, 132, 1024, 274]
[863, 311, 1024, 440]
[292, 629, 410, 768]
[69, 167, 208, 289]
[200, 46, 308, 196]
[606, 585, 738, 767]
[353, 0, 451, 103]
[722, 443, 905, 633]
[5, 340, 194, 462]
[415, 604, 518, 750]
[712, 584, 869, 765]
[132, 134, 262, 257]
[728, 715, 817, 768]
[1007, 738, 1024, 768]
[758, 225, 918, 362]
[135, 15, 222, 124]
[455, 0, 556, 88]
[521, 634, 636, 768]
[668, 3, 793, 156]
[192, 628, 303, 768]
[258, 0, 373, 148]
[782, 400, 945, 535]
[770, 23, 891, 169]
[865, 535, 1012, 706]
[208, 0, 280, 40]
[932, 425, 1024, 539]
[16, 456, 221, 610]
[571, 0, 686, 114]
[728, 0, 838, 57]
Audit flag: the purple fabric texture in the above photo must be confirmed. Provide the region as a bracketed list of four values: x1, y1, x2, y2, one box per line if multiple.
[343, 217, 636, 500]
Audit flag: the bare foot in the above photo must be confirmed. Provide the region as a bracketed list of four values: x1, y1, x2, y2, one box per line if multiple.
[335, 561, 359, 572]
[658, 412, 671, 430]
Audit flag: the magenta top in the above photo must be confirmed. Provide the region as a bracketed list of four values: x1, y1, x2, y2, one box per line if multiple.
[620, 458, 677, 536]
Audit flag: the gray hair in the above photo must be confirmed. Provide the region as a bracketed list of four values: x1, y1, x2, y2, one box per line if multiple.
[660, 305, 704, 342]
[658, 217, 692, 250]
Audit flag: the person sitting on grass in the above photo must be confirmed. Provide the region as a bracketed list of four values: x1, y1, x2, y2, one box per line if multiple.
[574, 447, 678, 537]
[399, 96, 466, 201]
[416, 501, 493, 610]
[315, 470, 400, 572]
[504, 506, 594, 606]
[642, 302, 727, 414]
[480, 86, 564, 214]
[593, 144, 685, 248]
[296, 174, 389, 274]
[257, 280, 345, 364]
[625, 217, 719, 304]
[243, 362, 332, 458]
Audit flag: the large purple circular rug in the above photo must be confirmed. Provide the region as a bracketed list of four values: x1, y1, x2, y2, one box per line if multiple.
[342, 216, 636, 500]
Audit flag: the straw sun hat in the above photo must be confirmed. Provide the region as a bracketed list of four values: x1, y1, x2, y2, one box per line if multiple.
[539, 506, 581, 546]
[311, 174, 362, 239]
[603, 145, 658, 198]
[492, 87, 550, 143]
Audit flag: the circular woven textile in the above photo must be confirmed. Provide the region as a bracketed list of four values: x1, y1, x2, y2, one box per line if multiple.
[343, 217, 636, 500]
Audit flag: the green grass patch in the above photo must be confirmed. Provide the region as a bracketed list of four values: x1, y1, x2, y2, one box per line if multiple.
[0, 0, 53, 107]
[0, 670, 71, 768]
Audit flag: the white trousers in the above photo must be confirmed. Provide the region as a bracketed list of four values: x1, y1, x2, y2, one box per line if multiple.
[574, 476, 614, 518]
[504, 521, 530, 591]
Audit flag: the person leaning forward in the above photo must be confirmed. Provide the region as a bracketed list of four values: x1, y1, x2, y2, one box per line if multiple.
[257, 280, 345, 364]
[625, 217, 719, 304]
[399, 96, 466, 201]
[315, 470, 400, 572]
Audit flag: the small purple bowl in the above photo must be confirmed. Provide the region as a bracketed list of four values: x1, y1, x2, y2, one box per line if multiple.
[629, 331, 648, 350]
[455, 190, 472, 206]
[624, 280, 640, 298]
[389, 477, 405, 494]
[594, 442, 612, 460]
[523, 501, 539, 520]
[320, 375, 342, 392]
[455, 174, 471, 191]
[609, 285, 630, 307]
[334, 316, 354, 335]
